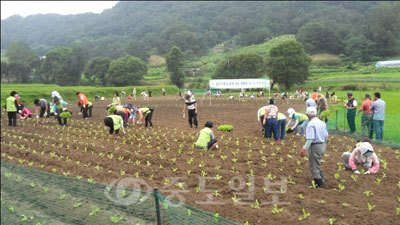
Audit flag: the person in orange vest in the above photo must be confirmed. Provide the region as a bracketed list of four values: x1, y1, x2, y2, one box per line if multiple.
[76, 92, 89, 119]
[115, 106, 130, 128]
[312, 89, 318, 102]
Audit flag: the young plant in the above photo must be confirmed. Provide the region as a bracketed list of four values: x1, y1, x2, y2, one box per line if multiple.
[271, 204, 283, 214]
[110, 215, 123, 223]
[298, 193, 304, 200]
[89, 206, 100, 216]
[363, 190, 373, 197]
[329, 217, 336, 225]
[350, 174, 358, 182]
[367, 202, 375, 211]
[298, 208, 310, 221]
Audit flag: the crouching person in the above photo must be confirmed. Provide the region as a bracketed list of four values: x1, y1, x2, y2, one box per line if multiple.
[53, 99, 70, 127]
[137, 107, 154, 127]
[342, 141, 379, 175]
[195, 121, 219, 150]
[104, 114, 126, 136]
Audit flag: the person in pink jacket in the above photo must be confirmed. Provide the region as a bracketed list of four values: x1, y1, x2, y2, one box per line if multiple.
[18, 105, 32, 120]
[342, 141, 380, 175]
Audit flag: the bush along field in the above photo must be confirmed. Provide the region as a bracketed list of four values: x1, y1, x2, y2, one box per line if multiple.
[1, 96, 399, 225]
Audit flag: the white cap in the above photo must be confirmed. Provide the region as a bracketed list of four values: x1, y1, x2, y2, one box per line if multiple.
[360, 142, 374, 155]
[306, 107, 317, 115]
[287, 108, 296, 117]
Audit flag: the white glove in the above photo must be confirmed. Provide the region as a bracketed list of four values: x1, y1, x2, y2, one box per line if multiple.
[364, 170, 371, 175]
[44, 113, 47, 117]
[54, 112, 58, 116]
[18, 110, 22, 113]
[62, 108, 67, 112]
[353, 170, 361, 174]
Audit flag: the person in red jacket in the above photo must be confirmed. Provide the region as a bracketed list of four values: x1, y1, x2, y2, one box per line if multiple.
[76, 92, 89, 119]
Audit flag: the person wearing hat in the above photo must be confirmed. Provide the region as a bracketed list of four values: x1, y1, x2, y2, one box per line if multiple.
[182, 94, 198, 128]
[195, 121, 219, 150]
[52, 98, 70, 127]
[262, 99, 280, 142]
[286, 108, 308, 136]
[257, 106, 267, 133]
[104, 114, 126, 136]
[344, 92, 357, 133]
[5, 91, 19, 126]
[342, 140, 380, 174]
[301, 106, 328, 188]
[357, 94, 373, 138]
[76, 92, 89, 119]
[51, 91, 63, 103]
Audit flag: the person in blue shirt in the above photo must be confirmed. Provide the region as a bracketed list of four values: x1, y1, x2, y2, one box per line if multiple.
[301, 107, 329, 188]
[370, 92, 386, 141]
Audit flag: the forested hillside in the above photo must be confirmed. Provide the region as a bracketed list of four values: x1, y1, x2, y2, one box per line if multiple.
[2, 1, 398, 60]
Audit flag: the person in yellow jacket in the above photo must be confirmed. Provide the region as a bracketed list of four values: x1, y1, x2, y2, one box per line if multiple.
[104, 114, 126, 136]
[4, 91, 19, 126]
[195, 121, 218, 150]
[137, 107, 154, 127]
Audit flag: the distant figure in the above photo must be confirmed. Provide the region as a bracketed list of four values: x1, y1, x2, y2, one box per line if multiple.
[121, 90, 126, 99]
[370, 92, 386, 141]
[312, 89, 318, 102]
[148, 88, 152, 97]
[358, 94, 373, 138]
[344, 92, 357, 133]
[141, 90, 149, 101]
[133, 88, 137, 99]
[5, 91, 19, 126]
[162, 88, 166, 96]
[178, 90, 183, 100]
[318, 86, 322, 92]
[95, 95, 100, 101]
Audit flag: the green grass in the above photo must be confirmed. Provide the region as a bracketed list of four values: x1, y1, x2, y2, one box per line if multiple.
[1, 84, 178, 107]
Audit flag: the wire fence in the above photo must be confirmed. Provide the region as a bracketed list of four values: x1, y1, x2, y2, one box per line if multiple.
[1, 161, 240, 225]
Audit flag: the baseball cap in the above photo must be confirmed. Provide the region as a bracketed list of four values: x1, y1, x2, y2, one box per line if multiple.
[287, 108, 296, 117]
[306, 107, 317, 115]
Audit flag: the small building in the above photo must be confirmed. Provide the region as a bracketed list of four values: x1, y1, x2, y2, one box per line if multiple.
[375, 60, 400, 68]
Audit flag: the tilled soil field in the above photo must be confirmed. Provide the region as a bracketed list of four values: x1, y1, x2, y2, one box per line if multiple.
[1, 95, 399, 225]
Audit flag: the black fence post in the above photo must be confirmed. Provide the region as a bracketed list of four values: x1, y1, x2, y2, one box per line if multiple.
[154, 188, 162, 225]
[335, 110, 338, 131]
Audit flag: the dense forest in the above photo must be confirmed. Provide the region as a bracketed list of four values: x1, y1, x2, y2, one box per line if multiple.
[1, 1, 399, 87]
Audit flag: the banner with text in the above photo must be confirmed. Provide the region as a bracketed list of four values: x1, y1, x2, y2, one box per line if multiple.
[209, 78, 270, 90]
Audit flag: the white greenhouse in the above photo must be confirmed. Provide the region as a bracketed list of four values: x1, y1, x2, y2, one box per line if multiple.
[375, 60, 400, 68]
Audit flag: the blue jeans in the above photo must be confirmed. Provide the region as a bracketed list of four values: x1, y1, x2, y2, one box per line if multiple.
[372, 120, 384, 141]
[277, 119, 286, 140]
[264, 118, 279, 140]
[300, 119, 309, 136]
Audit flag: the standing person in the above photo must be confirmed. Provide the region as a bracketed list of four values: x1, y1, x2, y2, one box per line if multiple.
[342, 140, 380, 174]
[137, 107, 154, 127]
[286, 108, 308, 136]
[358, 94, 373, 138]
[34, 98, 50, 124]
[162, 88, 166, 96]
[318, 86, 322, 92]
[300, 107, 328, 188]
[121, 90, 126, 99]
[370, 92, 386, 141]
[305, 97, 318, 108]
[317, 94, 328, 122]
[262, 99, 280, 142]
[104, 114, 126, 136]
[195, 121, 219, 150]
[312, 89, 318, 102]
[325, 89, 330, 100]
[53, 99, 69, 127]
[5, 91, 19, 126]
[178, 90, 183, 100]
[133, 88, 137, 99]
[141, 90, 149, 100]
[277, 112, 286, 141]
[182, 94, 198, 128]
[344, 92, 357, 133]
[76, 92, 89, 119]
[148, 88, 152, 97]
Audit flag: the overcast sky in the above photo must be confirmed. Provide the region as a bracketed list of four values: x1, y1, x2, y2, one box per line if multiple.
[1, 1, 119, 20]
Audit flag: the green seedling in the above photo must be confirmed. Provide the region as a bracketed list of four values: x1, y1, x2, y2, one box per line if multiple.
[329, 217, 337, 225]
[363, 190, 373, 197]
[59, 193, 66, 200]
[30, 182, 36, 188]
[309, 180, 317, 189]
[73, 202, 82, 208]
[89, 206, 100, 216]
[231, 195, 240, 203]
[298, 193, 304, 200]
[298, 208, 310, 221]
[271, 204, 283, 214]
[367, 202, 375, 211]
[375, 178, 382, 185]
[342, 202, 350, 208]
[396, 208, 400, 215]
[350, 174, 358, 182]
[334, 173, 340, 179]
[110, 215, 123, 223]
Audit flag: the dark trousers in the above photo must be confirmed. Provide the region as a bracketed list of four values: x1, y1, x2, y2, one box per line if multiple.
[264, 118, 279, 140]
[163, 92, 165, 96]
[57, 116, 67, 125]
[145, 111, 153, 127]
[207, 139, 218, 150]
[277, 119, 286, 140]
[88, 106, 93, 117]
[116, 111, 127, 128]
[347, 109, 356, 133]
[8, 112, 17, 126]
[188, 109, 198, 128]
[109, 127, 120, 134]
[149, 92, 152, 97]
[82, 105, 89, 118]
[260, 115, 265, 132]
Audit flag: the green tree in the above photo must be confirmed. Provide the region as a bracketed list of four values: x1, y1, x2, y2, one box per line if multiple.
[166, 46, 185, 88]
[213, 53, 265, 79]
[1, 61, 9, 82]
[104, 55, 147, 86]
[344, 34, 376, 62]
[83, 56, 111, 86]
[8, 61, 29, 83]
[366, 2, 400, 57]
[266, 40, 311, 90]
[296, 22, 341, 54]
[5, 41, 39, 69]
[40, 47, 84, 85]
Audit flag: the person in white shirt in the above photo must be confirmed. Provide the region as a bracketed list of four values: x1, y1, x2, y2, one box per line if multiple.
[182, 94, 198, 128]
